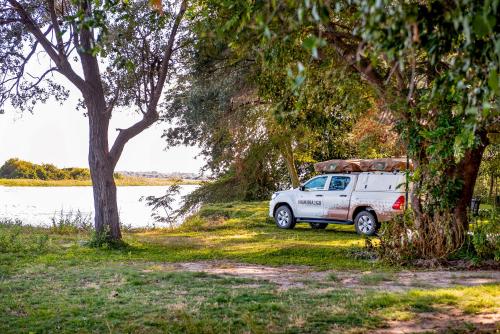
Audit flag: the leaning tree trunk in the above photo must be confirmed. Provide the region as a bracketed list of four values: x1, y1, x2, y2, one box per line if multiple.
[87, 96, 122, 240]
[453, 129, 489, 232]
[406, 129, 489, 258]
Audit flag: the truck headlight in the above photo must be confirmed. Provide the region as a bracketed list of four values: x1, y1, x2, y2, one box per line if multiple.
[271, 192, 279, 200]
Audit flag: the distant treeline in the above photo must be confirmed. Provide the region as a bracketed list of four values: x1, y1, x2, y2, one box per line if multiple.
[0, 158, 91, 180]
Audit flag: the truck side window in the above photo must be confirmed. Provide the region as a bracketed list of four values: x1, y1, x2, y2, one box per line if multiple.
[303, 176, 328, 191]
[329, 176, 350, 191]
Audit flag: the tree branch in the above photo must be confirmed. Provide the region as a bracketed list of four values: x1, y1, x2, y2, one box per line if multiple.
[109, 0, 188, 166]
[25, 67, 58, 90]
[8, 0, 87, 93]
[149, 0, 188, 110]
[47, 0, 65, 56]
[323, 24, 386, 91]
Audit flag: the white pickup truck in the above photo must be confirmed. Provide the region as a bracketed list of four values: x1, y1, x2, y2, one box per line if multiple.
[268, 172, 407, 235]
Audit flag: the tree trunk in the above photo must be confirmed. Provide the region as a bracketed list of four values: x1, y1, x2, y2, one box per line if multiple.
[87, 96, 122, 240]
[280, 140, 300, 188]
[453, 130, 489, 231]
[406, 130, 488, 257]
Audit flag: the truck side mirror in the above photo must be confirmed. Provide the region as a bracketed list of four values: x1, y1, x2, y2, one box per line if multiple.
[299, 185, 305, 191]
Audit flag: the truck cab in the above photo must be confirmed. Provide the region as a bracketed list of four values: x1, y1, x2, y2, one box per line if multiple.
[269, 172, 407, 236]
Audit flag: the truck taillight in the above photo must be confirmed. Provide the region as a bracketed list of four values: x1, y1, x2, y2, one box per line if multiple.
[392, 196, 405, 210]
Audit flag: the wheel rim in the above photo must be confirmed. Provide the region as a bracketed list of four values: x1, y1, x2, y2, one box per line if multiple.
[358, 215, 374, 234]
[277, 209, 290, 227]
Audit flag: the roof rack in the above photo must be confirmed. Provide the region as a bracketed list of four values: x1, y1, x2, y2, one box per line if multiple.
[314, 158, 413, 173]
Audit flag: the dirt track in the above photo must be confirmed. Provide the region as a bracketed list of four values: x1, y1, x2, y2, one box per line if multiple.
[144, 261, 500, 333]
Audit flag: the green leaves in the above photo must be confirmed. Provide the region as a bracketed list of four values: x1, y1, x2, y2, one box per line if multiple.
[488, 70, 499, 94]
[302, 35, 326, 59]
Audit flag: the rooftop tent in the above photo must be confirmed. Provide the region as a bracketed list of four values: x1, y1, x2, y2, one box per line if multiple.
[314, 158, 413, 173]
[313, 159, 362, 173]
[359, 158, 413, 172]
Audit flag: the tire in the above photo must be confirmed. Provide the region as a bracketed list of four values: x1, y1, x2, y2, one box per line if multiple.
[354, 210, 378, 236]
[309, 222, 328, 229]
[274, 205, 296, 229]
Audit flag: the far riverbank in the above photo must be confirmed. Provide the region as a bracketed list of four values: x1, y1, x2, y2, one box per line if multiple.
[0, 177, 202, 187]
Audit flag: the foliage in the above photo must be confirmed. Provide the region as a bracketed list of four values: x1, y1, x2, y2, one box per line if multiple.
[177, 161, 286, 217]
[378, 211, 463, 263]
[165, 0, 388, 209]
[379, 208, 500, 263]
[356, 0, 499, 254]
[0, 158, 90, 180]
[350, 110, 406, 159]
[469, 211, 500, 261]
[245, 0, 499, 258]
[0, 218, 49, 253]
[474, 136, 500, 202]
[140, 184, 181, 228]
[86, 227, 128, 250]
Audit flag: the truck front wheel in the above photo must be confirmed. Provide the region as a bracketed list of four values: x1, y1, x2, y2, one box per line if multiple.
[274, 205, 296, 229]
[354, 211, 378, 236]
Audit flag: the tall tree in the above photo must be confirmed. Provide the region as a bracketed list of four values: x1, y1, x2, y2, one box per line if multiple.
[0, 0, 188, 241]
[165, 0, 369, 198]
[246, 0, 498, 256]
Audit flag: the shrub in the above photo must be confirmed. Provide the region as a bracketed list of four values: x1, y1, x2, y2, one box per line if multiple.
[65, 167, 91, 180]
[0, 158, 91, 181]
[470, 211, 500, 261]
[377, 210, 467, 264]
[86, 228, 128, 249]
[0, 218, 49, 253]
[379, 208, 500, 264]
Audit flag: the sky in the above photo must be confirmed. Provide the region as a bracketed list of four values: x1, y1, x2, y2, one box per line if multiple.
[0, 96, 204, 174]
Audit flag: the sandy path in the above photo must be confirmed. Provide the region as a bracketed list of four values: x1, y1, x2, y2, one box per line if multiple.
[165, 260, 500, 291]
[144, 261, 500, 333]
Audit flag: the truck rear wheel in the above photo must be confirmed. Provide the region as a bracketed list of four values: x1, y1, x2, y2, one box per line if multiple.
[354, 211, 378, 236]
[274, 205, 296, 229]
[309, 222, 328, 229]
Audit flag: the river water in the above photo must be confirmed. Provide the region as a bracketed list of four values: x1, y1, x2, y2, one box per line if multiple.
[0, 185, 198, 228]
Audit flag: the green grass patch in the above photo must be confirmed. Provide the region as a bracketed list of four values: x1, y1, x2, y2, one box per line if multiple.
[0, 201, 498, 333]
[0, 261, 497, 334]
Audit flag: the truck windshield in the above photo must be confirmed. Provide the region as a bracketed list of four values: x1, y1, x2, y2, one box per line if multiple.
[303, 176, 328, 191]
[329, 176, 350, 191]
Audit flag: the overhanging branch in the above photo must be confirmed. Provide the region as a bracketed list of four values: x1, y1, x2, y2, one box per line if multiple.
[8, 0, 87, 93]
[109, 0, 188, 166]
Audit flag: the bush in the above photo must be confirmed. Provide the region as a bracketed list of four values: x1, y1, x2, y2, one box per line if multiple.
[0, 158, 91, 181]
[0, 219, 49, 253]
[86, 228, 128, 249]
[65, 167, 91, 180]
[469, 211, 500, 261]
[378, 209, 500, 264]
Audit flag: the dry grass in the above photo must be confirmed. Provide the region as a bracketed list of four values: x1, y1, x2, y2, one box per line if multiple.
[0, 177, 201, 187]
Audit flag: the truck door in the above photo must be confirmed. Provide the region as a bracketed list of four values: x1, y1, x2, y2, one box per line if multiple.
[295, 176, 328, 218]
[322, 175, 353, 220]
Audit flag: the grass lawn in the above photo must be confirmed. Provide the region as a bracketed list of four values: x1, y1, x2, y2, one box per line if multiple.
[1, 201, 498, 333]
[0, 177, 201, 187]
